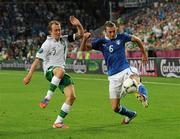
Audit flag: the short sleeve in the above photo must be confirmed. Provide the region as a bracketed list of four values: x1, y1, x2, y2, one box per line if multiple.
[92, 39, 103, 51]
[122, 33, 132, 42]
[36, 42, 49, 60]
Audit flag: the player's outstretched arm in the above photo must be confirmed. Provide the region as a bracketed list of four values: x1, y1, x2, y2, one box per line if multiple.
[80, 32, 92, 51]
[23, 58, 41, 85]
[131, 35, 148, 64]
[69, 16, 84, 39]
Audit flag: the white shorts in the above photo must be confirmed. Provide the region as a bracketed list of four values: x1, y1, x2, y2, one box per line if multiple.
[108, 67, 139, 99]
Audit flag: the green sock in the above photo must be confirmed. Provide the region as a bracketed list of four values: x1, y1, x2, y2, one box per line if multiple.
[59, 110, 68, 118]
[59, 103, 71, 119]
[49, 83, 57, 92]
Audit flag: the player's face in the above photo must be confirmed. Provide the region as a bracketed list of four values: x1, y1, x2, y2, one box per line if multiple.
[50, 24, 61, 40]
[105, 26, 117, 39]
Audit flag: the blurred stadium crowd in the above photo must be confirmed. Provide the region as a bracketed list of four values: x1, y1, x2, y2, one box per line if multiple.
[0, 0, 179, 61]
[122, 2, 179, 51]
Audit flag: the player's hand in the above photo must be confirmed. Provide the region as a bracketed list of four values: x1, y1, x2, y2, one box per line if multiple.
[69, 16, 80, 26]
[23, 75, 31, 85]
[142, 55, 148, 64]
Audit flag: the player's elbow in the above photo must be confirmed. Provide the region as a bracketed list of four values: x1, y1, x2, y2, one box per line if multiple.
[132, 35, 142, 43]
[77, 29, 84, 39]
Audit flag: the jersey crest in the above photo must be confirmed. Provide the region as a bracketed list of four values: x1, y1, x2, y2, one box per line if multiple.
[116, 40, 121, 45]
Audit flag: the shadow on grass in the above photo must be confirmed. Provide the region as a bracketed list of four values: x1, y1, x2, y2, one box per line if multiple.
[72, 123, 131, 134]
[0, 127, 53, 138]
[0, 123, 132, 138]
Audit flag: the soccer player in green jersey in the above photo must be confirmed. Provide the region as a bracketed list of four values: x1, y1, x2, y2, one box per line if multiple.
[23, 16, 84, 128]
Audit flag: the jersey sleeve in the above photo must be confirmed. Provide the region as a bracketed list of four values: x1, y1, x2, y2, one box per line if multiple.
[122, 33, 132, 42]
[36, 41, 49, 61]
[91, 39, 103, 51]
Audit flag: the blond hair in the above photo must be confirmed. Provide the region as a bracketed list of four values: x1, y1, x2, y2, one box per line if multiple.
[103, 21, 116, 31]
[48, 20, 61, 31]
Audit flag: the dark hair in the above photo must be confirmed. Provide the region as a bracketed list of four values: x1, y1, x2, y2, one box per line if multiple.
[48, 20, 61, 31]
[103, 21, 116, 31]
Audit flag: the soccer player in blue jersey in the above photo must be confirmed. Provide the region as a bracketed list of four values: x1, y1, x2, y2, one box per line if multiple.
[80, 21, 148, 124]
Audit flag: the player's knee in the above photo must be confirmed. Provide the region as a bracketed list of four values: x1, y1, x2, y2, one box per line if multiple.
[67, 95, 76, 103]
[53, 67, 65, 78]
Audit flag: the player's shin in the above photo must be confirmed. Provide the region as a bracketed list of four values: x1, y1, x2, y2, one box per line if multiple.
[45, 76, 61, 100]
[54, 103, 71, 124]
[40, 76, 61, 108]
[118, 105, 136, 118]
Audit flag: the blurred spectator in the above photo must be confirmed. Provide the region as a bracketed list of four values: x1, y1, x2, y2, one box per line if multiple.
[0, 0, 103, 60]
[0, 1, 179, 60]
[122, 2, 179, 51]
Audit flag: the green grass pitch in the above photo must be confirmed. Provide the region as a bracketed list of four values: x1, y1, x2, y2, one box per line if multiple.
[0, 70, 180, 139]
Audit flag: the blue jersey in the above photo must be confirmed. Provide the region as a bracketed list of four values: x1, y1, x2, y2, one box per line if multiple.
[92, 33, 132, 76]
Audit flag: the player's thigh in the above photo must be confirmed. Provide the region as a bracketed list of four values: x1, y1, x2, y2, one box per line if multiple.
[130, 74, 141, 85]
[108, 75, 123, 99]
[123, 68, 137, 81]
[58, 73, 75, 93]
[45, 66, 64, 81]
[109, 83, 121, 99]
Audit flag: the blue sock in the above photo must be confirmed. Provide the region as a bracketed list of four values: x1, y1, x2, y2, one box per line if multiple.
[118, 106, 135, 118]
[138, 84, 148, 97]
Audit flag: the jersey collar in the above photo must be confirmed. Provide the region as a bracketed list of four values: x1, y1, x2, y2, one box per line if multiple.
[105, 35, 117, 40]
[47, 35, 61, 42]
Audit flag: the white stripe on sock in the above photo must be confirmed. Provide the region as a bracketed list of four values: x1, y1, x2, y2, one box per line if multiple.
[51, 76, 61, 86]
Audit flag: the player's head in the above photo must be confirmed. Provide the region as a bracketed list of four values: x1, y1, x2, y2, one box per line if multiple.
[103, 21, 117, 39]
[48, 20, 61, 40]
